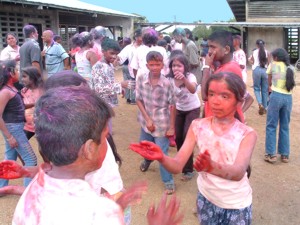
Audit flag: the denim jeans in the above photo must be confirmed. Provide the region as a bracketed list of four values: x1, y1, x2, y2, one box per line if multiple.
[265, 91, 292, 157]
[175, 107, 200, 173]
[0, 123, 37, 187]
[139, 128, 174, 185]
[252, 67, 268, 108]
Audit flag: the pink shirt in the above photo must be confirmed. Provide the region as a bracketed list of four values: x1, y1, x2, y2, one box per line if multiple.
[13, 164, 124, 225]
[192, 117, 253, 209]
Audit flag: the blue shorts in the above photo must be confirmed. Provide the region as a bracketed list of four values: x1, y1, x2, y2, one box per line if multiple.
[196, 192, 252, 225]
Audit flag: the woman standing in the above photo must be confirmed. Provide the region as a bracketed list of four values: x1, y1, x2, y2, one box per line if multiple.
[264, 48, 295, 163]
[0, 60, 37, 188]
[249, 39, 269, 115]
[0, 33, 20, 63]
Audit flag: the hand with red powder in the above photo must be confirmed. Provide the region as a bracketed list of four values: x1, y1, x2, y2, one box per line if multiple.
[193, 150, 213, 173]
[129, 141, 163, 161]
[0, 160, 28, 179]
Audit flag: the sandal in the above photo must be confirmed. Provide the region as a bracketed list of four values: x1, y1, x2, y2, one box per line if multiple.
[180, 172, 195, 181]
[281, 155, 289, 163]
[264, 154, 277, 163]
[164, 183, 175, 195]
[140, 160, 151, 172]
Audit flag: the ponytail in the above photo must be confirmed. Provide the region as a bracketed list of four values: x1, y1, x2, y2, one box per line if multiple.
[258, 43, 267, 68]
[286, 67, 295, 92]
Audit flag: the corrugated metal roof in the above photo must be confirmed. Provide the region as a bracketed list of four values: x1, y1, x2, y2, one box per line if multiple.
[2, 0, 138, 18]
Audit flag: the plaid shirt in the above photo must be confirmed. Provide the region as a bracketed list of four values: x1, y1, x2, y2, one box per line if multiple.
[136, 73, 175, 137]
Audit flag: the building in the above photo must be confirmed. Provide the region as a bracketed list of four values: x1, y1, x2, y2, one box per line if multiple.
[0, 0, 138, 51]
[227, 0, 300, 62]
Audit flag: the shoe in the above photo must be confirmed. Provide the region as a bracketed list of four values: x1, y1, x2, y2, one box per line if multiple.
[140, 160, 151, 172]
[126, 99, 131, 104]
[180, 172, 195, 181]
[258, 104, 265, 115]
[164, 183, 175, 195]
[264, 154, 277, 163]
[281, 155, 289, 163]
[129, 100, 136, 105]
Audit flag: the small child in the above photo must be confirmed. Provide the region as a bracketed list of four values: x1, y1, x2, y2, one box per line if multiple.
[131, 72, 257, 225]
[20, 66, 44, 140]
[265, 48, 295, 163]
[91, 38, 130, 133]
[135, 51, 176, 195]
[166, 51, 201, 181]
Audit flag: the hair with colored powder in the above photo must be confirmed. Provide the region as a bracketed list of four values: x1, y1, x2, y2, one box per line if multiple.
[21, 66, 44, 88]
[23, 25, 37, 38]
[256, 39, 267, 68]
[101, 38, 121, 52]
[146, 51, 163, 63]
[53, 35, 61, 42]
[71, 31, 93, 48]
[90, 26, 106, 40]
[35, 86, 113, 166]
[271, 48, 295, 92]
[0, 60, 16, 89]
[168, 51, 189, 78]
[142, 27, 158, 46]
[208, 30, 234, 53]
[172, 28, 186, 37]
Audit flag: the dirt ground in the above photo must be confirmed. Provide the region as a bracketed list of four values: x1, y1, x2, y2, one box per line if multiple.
[0, 68, 300, 225]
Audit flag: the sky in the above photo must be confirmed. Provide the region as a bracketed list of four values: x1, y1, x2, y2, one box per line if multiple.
[80, 0, 234, 23]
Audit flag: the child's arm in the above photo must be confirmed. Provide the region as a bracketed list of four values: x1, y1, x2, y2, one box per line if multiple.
[194, 130, 257, 181]
[165, 105, 175, 137]
[201, 50, 216, 101]
[136, 99, 155, 132]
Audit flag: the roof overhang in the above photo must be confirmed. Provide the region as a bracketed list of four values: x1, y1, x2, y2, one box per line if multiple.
[1, 0, 140, 18]
[227, 0, 246, 22]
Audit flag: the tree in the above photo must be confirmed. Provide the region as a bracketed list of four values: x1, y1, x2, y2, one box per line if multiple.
[192, 26, 211, 40]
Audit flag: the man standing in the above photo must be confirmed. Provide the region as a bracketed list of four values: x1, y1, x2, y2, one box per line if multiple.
[19, 25, 43, 74]
[42, 30, 70, 77]
[172, 28, 202, 84]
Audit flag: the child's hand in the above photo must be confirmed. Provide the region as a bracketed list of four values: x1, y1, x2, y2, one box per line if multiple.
[193, 150, 213, 172]
[173, 71, 185, 80]
[129, 141, 163, 161]
[165, 127, 175, 137]
[205, 50, 216, 67]
[0, 160, 27, 179]
[146, 120, 155, 133]
[147, 193, 184, 225]
[116, 181, 148, 210]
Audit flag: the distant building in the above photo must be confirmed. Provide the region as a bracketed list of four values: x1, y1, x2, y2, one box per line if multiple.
[0, 0, 139, 51]
[227, 0, 300, 62]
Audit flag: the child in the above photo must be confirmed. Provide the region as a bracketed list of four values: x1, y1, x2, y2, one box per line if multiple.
[130, 72, 257, 225]
[135, 51, 176, 195]
[264, 48, 295, 163]
[91, 38, 130, 134]
[20, 66, 44, 140]
[167, 52, 201, 181]
[0, 60, 37, 189]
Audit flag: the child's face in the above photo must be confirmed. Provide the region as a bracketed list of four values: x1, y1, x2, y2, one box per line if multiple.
[21, 73, 33, 88]
[146, 60, 163, 76]
[103, 49, 119, 64]
[208, 80, 238, 119]
[208, 40, 229, 62]
[172, 59, 185, 74]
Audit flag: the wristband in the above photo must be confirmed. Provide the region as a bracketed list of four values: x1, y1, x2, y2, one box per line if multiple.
[202, 65, 210, 69]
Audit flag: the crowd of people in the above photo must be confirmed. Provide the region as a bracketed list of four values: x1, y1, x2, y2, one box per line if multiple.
[0, 23, 296, 225]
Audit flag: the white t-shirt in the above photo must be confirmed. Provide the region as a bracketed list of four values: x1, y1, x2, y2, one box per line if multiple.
[130, 44, 169, 78]
[170, 73, 201, 111]
[233, 49, 247, 83]
[251, 48, 268, 70]
[13, 164, 124, 225]
[85, 140, 123, 195]
[192, 117, 253, 209]
[118, 43, 139, 78]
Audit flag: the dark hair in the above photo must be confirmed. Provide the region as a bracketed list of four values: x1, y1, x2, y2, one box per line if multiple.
[157, 39, 167, 48]
[71, 32, 93, 48]
[0, 60, 16, 89]
[5, 32, 18, 44]
[35, 86, 113, 166]
[142, 28, 158, 46]
[168, 52, 189, 78]
[172, 28, 186, 37]
[256, 39, 267, 68]
[184, 28, 194, 41]
[146, 51, 163, 62]
[101, 38, 121, 52]
[44, 71, 122, 164]
[53, 35, 61, 42]
[134, 28, 142, 40]
[23, 25, 36, 38]
[271, 48, 295, 92]
[208, 30, 234, 53]
[206, 72, 245, 121]
[21, 66, 44, 88]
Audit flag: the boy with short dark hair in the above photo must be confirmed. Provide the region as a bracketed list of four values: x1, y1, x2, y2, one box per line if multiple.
[136, 51, 176, 195]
